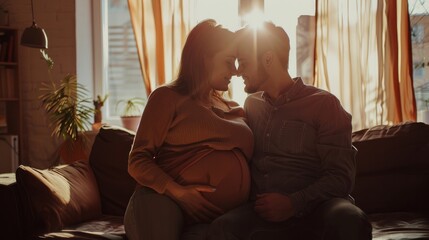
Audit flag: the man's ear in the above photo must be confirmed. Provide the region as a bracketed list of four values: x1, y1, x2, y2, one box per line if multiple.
[263, 51, 273, 68]
[264, 51, 273, 66]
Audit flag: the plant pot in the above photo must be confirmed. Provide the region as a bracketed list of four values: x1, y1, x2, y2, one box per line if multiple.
[59, 137, 89, 164]
[417, 110, 429, 124]
[94, 109, 102, 124]
[120, 116, 141, 132]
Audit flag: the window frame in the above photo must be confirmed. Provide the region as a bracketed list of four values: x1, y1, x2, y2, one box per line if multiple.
[77, 1, 122, 126]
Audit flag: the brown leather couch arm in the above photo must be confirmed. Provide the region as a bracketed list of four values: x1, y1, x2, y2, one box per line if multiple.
[0, 173, 26, 240]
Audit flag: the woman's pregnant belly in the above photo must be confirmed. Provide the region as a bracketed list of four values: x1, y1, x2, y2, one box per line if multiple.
[175, 149, 250, 212]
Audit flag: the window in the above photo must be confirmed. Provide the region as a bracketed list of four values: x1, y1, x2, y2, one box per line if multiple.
[80, 0, 315, 124]
[106, 1, 146, 118]
[409, 0, 429, 112]
[264, 0, 315, 83]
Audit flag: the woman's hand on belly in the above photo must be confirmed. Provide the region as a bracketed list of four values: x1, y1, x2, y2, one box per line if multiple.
[165, 181, 224, 223]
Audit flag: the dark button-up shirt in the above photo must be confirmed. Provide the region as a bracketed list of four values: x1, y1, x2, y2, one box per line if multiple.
[244, 78, 356, 216]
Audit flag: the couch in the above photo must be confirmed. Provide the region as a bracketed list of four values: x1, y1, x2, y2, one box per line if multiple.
[0, 122, 429, 239]
[351, 122, 429, 239]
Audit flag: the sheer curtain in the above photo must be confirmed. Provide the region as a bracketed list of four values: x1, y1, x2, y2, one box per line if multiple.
[127, 0, 191, 96]
[127, 0, 416, 129]
[314, 0, 416, 131]
[127, 0, 240, 97]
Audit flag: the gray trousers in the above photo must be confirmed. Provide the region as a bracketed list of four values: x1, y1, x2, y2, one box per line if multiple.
[124, 187, 184, 240]
[124, 187, 209, 240]
[206, 198, 372, 240]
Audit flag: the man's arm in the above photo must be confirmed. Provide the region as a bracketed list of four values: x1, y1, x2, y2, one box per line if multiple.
[288, 95, 356, 217]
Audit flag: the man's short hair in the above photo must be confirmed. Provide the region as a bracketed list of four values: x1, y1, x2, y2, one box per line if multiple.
[235, 21, 290, 69]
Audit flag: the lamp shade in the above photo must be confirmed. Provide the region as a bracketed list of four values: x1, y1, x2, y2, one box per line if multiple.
[20, 23, 48, 49]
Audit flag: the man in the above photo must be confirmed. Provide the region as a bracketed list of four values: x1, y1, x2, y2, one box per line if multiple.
[206, 22, 372, 240]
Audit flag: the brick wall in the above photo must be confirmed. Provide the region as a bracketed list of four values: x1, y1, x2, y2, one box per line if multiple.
[7, 0, 76, 168]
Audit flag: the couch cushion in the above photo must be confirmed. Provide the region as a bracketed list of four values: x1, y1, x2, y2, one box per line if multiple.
[352, 172, 429, 213]
[15, 160, 102, 233]
[351, 122, 429, 214]
[36, 215, 126, 240]
[89, 125, 137, 216]
[352, 121, 429, 175]
[369, 212, 429, 240]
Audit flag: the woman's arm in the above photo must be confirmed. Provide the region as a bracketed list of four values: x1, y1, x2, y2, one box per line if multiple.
[128, 87, 176, 193]
[128, 87, 222, 222]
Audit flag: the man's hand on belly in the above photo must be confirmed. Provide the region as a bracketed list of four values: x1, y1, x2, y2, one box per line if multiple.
[254, 193, 296, 222]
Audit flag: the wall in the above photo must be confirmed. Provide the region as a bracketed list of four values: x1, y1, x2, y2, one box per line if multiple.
[7, 0, 76, 168]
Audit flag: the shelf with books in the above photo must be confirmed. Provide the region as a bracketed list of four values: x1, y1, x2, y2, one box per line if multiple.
[0, 65, 17, 99]
[0, 27, 19, 139]
[0, 62, 17, 65]
[0, 27, 16, 63]
[0, 101, 6, 134]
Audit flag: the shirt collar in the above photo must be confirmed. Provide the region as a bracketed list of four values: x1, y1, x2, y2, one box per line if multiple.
[261, 77, 304, 106]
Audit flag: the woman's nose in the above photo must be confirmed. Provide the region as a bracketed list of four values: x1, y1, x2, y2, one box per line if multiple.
[236, 65, 242, 77]
[231, 66, 238, 76]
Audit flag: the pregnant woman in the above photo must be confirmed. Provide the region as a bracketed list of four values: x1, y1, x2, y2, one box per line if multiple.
[124, 19, 253, 240]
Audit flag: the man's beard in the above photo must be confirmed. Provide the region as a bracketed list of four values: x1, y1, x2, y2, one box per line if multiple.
[244, 62, 269, 94]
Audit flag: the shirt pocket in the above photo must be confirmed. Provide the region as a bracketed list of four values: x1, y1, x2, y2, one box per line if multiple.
[278, 120, 305, 154]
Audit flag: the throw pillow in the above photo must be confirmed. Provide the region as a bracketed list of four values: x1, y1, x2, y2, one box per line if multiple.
[89, 125, 137, 216]
[15, 160, 102, 233]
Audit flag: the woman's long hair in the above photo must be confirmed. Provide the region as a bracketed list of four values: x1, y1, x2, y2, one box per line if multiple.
[169, 19, 234, 100]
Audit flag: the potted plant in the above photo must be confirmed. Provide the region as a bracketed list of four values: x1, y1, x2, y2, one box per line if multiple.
[39, 50, 94, 164]
[92, 94, 108, 131]
[116, 97, 146, 132]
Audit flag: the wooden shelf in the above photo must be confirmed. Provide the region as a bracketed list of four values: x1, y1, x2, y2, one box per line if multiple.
[0, 27, 20, 167]
[0, 62, 17, 66]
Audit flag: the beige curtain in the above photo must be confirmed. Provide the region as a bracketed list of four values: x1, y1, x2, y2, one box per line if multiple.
[127, 0, 190, 96]
[314, 0, 416, 131]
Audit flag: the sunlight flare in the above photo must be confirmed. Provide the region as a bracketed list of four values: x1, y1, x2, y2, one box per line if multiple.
[242, 9, 266, 29]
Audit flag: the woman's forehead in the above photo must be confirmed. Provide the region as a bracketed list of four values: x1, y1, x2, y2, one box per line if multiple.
[217, 46, 237, 58]
[236, 45, 256, 60]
